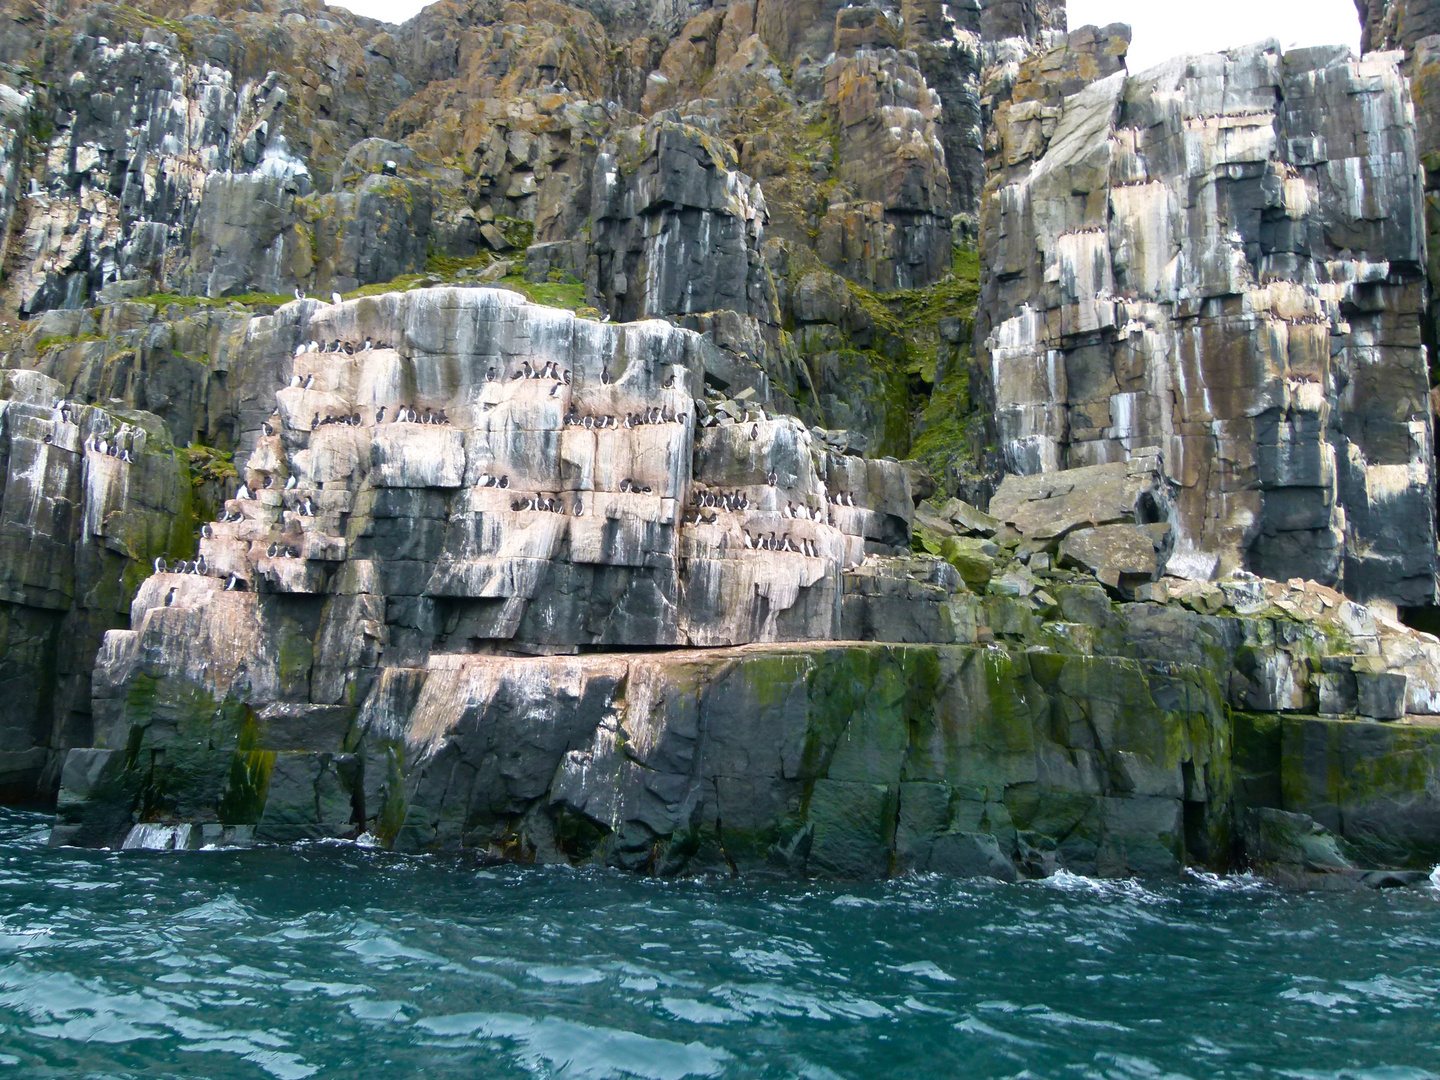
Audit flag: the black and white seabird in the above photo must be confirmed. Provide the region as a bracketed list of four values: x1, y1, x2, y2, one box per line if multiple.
[154, 557, 166, 573]
[331, 291, 343, 305]
[375, 406, 385, 424]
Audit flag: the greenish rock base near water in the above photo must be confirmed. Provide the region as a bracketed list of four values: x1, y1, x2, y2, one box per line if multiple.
[50, 626, 1440, 881]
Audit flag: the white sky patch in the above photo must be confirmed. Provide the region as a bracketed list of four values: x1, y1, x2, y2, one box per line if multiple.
[325, 0, 426, 23]
[1068, 0, 1363, 73]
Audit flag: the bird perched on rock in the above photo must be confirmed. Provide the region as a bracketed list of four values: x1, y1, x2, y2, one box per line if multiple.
[498, 476, 509, 488]
[201, 523, 213, 539]
[154, 557, 167, 573]
[290, 374, 303, 387]
[550, 383, 560, 397]
[285, 475, 298, 490]
[302, 498, 314, 517]
[262, 421, 274, 436]
[375, 406, 385, 424]
[304, 374, 315, 389]
[750, 424, 759, 441]
[331, 292, 343, 305]
[363, 339, 372, 352]
[293, 343, 307, 358]
[294, 286, 304, 301]
[267, 543, 278, 558]
[195, 556, 208, 576]
[766, 472, 777, 487]
[486, 367, 496, 382]
[601, 365, 611, 385]
[236, 484, 252, 500]
[225, 574, 242, 591]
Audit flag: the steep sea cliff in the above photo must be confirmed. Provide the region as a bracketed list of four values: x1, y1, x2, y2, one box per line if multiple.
[0, 0, 1439, 886]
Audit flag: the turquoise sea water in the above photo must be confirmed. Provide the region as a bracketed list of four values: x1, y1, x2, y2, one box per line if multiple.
[1, 808, 1438, 1079]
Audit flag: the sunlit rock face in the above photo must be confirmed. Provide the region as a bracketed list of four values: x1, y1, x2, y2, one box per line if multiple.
[191, 288, 911, 655]
[979, 41, 1437, 606]
[97, 288, 914, 728]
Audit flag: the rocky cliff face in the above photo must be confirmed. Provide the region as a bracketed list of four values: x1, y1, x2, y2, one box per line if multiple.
[0, 0, 1031, 801]
[0, 371, 190, 799]
[37, 286, 1440, 884]
[978, 33, 1437, 609]
[4, 0, 1440, 883]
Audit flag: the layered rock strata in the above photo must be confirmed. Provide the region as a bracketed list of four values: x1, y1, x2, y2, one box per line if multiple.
[979, 40, 1438, 608]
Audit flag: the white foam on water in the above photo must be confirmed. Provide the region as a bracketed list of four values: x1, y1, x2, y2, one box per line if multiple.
[892, 960, 955, 983]
[121, 824, 186, 851]
[414, 1011, 732, 1079]
[658, 997, 745, 1024]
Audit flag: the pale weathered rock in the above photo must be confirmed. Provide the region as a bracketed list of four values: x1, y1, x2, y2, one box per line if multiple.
[1057, 524, 1158, 592]
[979, 38, 1437, 607]
[988, 452, 1171, 544]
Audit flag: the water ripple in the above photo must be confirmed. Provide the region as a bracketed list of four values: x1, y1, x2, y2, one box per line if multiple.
[1, 808, 1438, 1078]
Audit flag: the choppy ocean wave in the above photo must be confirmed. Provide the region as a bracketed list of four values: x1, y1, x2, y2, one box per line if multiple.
[0, 808, 1437, 1078]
